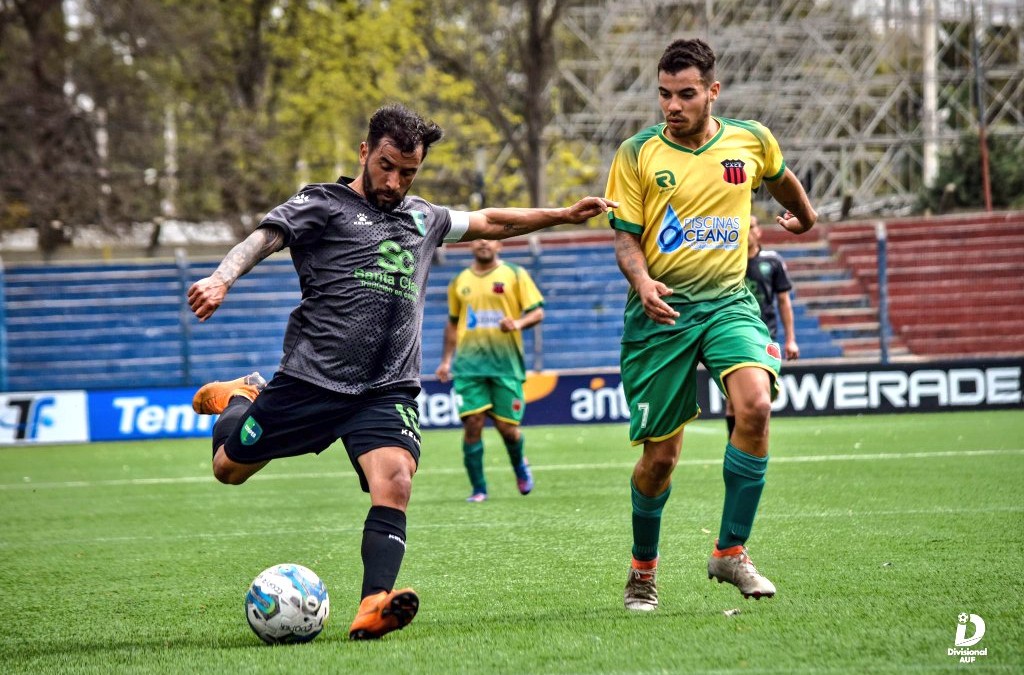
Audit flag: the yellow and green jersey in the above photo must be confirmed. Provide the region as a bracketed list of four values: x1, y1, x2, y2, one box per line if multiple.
[606, 117, 785, 312]
[447, 262, 544, 380]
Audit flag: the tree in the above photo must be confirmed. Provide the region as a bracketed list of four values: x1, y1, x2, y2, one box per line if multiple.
[920, 132, 1024, 211]
[420, 0, 583, 207]
[0, 0, 97, 256]
[0, 0, 597, 256]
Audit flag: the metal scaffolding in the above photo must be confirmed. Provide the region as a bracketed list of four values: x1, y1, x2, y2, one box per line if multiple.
[553, 0, 1024, 218]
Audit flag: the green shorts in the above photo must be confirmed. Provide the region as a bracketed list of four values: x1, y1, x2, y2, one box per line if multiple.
[620, 291, 781, 445]
[454, 374, 526, 424]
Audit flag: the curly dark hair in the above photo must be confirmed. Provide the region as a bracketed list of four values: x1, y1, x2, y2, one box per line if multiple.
[658, 38, 716, 85]
[366, 103, 444, 158]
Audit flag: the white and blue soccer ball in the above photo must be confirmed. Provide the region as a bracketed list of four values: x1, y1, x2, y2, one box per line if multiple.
[245, 563, 330, 645]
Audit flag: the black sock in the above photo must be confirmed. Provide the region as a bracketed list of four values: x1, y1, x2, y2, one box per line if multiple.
[360, 505, 408, 598]
[211, 396, 250, 458]
[725, 415, 736, 439]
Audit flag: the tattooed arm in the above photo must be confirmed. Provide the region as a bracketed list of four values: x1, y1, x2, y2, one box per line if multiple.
[187, 224, 286, 322]
[614, 229, 679, 326]
[460, 196, 617, 241]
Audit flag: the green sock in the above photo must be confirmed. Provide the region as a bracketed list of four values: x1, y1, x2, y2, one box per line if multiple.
[463, 440, 486, 494]
[504, 434, 525, 469]
[718, 442, 768, 549]
[631, 479, 672, 562]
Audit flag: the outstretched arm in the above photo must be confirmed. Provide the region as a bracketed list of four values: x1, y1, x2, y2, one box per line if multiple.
[187, 224, 286, 322]
[614, 229, 679, 326]
[460, 196, 617, 241]
[765, 168, 817, 235]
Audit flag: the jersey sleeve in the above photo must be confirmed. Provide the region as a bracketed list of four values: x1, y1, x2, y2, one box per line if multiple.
[446, 274, 461, 321]
[259, 185, 332, 247]
[773, 255, 794, 294]
[409, 201, 463, 247]
[756, 123, 786, 187]
[604, 140, 645, 235]
[516, 267, 544, 312]
[444, 209, 470, 243]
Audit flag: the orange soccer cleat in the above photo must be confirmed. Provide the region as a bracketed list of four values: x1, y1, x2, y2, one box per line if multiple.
[348, 588, 419, 640]
[191, 372, 267, 414]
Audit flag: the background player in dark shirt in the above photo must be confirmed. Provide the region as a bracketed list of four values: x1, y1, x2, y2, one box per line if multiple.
[186, 103, 615, 640]
[725, 215, 799, 436]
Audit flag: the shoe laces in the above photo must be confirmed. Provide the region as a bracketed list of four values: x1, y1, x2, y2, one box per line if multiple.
[735, 551, 762, 577]
[627, 567, 657, 599]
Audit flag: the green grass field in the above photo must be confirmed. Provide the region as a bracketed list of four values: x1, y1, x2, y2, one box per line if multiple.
[1, 411, 1022, 673]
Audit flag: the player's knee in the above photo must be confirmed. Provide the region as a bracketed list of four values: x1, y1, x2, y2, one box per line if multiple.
[640, 452, 678, 481]
[495, 423, 520, 444]
[735, 395, 771, 434]
[462, 414, 485, 437]
[213, 464, 249, 485]
[212, 451, 250, 485]
[374, 470, 413, 506]
[392, 474, 413, 504]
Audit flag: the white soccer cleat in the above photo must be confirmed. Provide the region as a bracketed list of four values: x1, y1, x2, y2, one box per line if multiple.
[624, 565, 658, 611]
[707, 545, 776, 599]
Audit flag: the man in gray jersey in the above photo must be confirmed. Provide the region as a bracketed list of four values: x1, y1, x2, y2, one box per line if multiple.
[186, 103, 615, 641]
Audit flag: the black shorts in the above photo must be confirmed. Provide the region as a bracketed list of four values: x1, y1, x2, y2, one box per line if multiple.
[223, 372, 422, 492]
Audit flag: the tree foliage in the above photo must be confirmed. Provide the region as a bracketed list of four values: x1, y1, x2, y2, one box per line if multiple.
[418, 0, 587, 207]
[1, 0, 599, 256]
[920, 133, 1024, 211]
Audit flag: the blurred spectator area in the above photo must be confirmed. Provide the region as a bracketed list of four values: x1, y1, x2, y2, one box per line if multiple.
[1, 211, 1022, 392]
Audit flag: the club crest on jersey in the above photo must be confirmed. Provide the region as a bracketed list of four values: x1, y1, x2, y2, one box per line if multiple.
[492, 282, 505, 294]
[410, 210, 426, 236]
[721, 159, 747, 185]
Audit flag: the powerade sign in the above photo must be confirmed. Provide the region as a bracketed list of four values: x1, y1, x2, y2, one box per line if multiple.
[89, 388, 216, 440]
[0, 359, 1020, 444]
[747, 361, 1022, 416]
[416, 359, 1023, 428]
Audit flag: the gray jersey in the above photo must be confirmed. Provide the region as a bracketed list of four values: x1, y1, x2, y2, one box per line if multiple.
[260, 181, 466, 394]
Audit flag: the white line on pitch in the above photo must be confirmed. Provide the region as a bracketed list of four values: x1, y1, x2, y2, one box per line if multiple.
[3, 505, 1022, 549]
[1, 448, 1021, 491]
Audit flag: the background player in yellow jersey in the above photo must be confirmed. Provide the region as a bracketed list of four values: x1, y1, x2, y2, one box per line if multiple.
[606, 38, 817, 610]
[435, 239, 544, 502]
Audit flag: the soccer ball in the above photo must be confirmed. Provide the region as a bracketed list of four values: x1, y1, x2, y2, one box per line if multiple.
[245, 563, 330, 645]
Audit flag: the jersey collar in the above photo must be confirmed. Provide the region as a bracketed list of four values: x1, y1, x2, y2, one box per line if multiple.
[657, 117, 725, 155]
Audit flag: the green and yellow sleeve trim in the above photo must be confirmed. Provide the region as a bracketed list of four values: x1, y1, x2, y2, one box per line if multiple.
[764, 160, 787, 182]
[608, 212, 644, 235]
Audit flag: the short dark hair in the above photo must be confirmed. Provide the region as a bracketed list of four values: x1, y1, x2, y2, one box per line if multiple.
[658, 38, 716, 85]
[366, 103, 444, 158]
